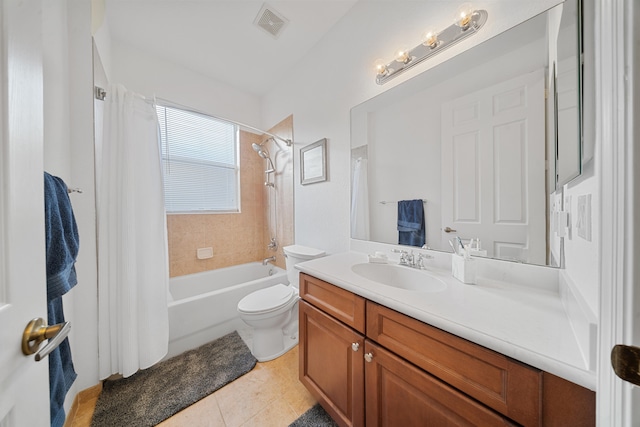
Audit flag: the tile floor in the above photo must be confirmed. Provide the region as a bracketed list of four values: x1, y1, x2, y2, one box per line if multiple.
[67, 345, 317, 427]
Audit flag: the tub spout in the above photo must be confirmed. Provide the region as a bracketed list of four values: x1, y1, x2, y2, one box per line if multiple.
[262, 256, 276, 265]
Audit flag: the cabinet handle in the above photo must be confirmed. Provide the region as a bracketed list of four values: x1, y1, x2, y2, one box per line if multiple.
[364, 352, 373, 363]
[351, 342, 360, 352]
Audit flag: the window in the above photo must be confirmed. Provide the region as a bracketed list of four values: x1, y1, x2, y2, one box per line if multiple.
[156, 105, 239, 213]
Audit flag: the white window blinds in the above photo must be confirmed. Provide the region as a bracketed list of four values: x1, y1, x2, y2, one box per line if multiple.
[156, 105, 239, 213]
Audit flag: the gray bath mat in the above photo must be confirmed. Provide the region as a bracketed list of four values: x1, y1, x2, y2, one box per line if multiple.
[91, 331, 256, 427]
[289, 404, 339, 427]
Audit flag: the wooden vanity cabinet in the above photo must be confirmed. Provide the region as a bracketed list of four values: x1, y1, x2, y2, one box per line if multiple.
[299, 274, 366, 426]
[364, 340, 515, 426]
[366, 301, 541, 426]
[298, 273, 595, 427]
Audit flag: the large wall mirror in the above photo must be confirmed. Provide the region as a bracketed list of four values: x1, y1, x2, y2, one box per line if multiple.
[350, 0, 582, 267]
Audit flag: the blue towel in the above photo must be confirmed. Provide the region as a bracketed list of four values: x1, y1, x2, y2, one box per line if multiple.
[397, 199, 425, 247]
[44, 172, 79, 427]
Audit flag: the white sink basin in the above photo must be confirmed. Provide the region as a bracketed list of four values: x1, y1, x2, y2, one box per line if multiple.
[351, 263, 447, 292]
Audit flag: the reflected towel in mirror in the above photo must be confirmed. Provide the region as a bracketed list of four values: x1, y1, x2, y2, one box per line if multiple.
[397, 199, 425, 247]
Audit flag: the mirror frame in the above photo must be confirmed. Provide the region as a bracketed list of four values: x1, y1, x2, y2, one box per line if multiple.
[554, 0, 585, 188]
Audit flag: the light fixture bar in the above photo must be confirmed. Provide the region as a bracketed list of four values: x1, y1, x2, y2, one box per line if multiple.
[376, 10, 488, 85]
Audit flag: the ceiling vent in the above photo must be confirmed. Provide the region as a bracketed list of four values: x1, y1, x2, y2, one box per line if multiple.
[253, 3, 289, 39]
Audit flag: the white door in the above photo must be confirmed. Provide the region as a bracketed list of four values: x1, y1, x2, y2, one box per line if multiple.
[0, 1, 50, 425]
[441, 69, 546, 264]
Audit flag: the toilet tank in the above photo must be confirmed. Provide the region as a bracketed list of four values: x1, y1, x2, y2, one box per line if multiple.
[283, 245, 326, 288]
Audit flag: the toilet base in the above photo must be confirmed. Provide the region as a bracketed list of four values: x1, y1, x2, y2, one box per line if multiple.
[253, 332, 298, 362]
[240, 299, 300, 362]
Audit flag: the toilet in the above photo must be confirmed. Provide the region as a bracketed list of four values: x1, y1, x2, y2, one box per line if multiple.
[237, 244, 325, 362]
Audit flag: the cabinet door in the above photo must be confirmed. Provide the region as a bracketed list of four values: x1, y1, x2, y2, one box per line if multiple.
[365, 341, 516, 427]
[299, 300, 365, 427]
[367, 301, 541, 425]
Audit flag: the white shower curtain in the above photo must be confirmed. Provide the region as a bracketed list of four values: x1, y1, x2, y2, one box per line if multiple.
[97, 84, 169, 379]
[351, 157, 370, 240]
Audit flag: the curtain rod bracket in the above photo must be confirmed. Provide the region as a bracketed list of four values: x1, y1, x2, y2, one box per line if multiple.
[94, 86, 106, 101]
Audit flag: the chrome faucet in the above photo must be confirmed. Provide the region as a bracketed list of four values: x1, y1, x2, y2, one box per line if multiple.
[414, 253, 432, 269]
[391, 249, 432, 269]
[262, 256, 276, 265]
[392, 249, 413, 266]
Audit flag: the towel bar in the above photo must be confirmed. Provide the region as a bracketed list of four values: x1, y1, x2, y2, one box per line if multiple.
[379, 199, 426, 205]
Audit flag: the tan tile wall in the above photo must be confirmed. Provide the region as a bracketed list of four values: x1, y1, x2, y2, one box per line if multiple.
[262, 115, 295, 270]
[167, 131, 267, 277]
[167, 117, 295, 277]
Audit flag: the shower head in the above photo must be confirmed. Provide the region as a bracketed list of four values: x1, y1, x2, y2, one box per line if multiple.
[252, 141, 277, 173]
[252, 142, 270, 159]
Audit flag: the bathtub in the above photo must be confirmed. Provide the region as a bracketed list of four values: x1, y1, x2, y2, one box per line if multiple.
[166, 262, 288, 358]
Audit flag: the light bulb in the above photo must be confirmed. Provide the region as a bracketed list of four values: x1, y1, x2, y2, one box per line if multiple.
[454, 3, 474, 29]
[374, 58, 388, 77]
[395, 48, 411, 64]
[422, 29, 439, 49]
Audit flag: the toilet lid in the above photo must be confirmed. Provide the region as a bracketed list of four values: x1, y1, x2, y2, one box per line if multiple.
[283, 245, 326, 260]
[238, 284, 296, 314]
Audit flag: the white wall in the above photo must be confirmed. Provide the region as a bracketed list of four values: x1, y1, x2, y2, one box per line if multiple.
[43, 0, 98, 412]
[91, 0, 112, 82]
[262, 0, 563, 257]
[68, 0, 99, 397]
[563, 156, 599, 316]
[108, 40, 262, 128]
[42, 3, 75, 410]
[561, 0, 599, 317]
[43, 1, 71, 174]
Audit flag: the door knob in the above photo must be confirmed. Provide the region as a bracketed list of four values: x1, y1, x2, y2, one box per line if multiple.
[444, 227, 457, 233]
[351, 342, 360, 352]
[364, 352, 374, 363]
[22, 318, 71, 361]
[611, 344, 640, 386]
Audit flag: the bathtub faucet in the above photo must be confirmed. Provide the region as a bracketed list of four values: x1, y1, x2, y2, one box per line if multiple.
[262, 256, 276, 265]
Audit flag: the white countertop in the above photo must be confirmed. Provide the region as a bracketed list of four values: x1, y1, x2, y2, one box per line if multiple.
[297, 251, 596, 390]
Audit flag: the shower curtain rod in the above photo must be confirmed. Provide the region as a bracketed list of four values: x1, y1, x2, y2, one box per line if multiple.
[155, 97, 293, 147]
[94, 87, 292, 146]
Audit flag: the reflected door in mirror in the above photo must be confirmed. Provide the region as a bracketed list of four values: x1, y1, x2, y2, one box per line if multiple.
[441, 70, 546, 264]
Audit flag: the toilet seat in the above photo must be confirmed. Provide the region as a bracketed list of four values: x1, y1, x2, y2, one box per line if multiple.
[237, 284, 297, 315]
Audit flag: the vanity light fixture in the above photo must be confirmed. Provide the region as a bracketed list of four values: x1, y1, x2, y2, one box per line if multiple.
[422, 29, 439, 49]
[374, 58, 389, 77]
[454, 3, 475, 29]
[375, 5, 488, 85]
[395, 48, 412, 64]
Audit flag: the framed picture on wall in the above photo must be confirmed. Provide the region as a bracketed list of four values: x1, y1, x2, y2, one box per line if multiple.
[300, 138, 327, 185]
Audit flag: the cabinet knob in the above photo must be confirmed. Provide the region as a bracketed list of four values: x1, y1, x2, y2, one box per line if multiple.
[364, 352, 374, 363]
[351, 342, 360, 352]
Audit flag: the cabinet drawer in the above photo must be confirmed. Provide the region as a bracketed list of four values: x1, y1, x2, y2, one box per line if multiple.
[300, 273, 366, 334]
[367, 302, 541, 426]
[365, 341, 516, 427]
